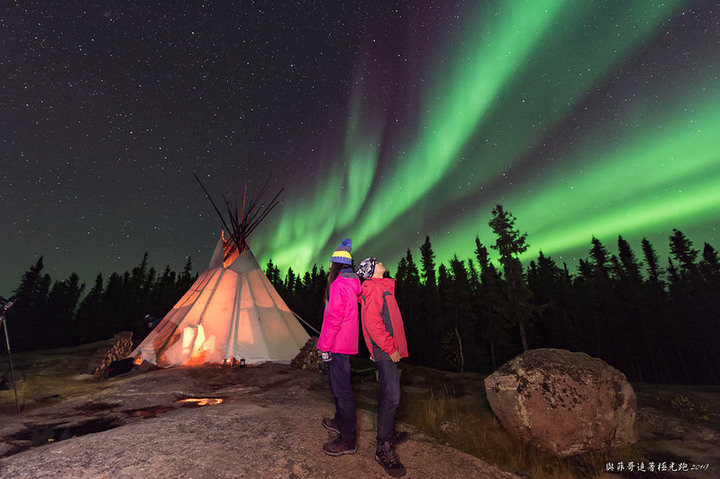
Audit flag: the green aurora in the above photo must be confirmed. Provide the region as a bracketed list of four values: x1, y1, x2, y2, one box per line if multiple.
[253, 0, 719, 273]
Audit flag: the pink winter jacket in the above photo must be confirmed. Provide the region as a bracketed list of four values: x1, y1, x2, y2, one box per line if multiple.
[317, 271, 362, 354]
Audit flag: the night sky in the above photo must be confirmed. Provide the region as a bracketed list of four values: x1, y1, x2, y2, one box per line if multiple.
[2, 1, 719, 297]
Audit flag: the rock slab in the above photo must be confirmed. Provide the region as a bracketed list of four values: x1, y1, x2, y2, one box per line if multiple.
[484, 348, 638, 457]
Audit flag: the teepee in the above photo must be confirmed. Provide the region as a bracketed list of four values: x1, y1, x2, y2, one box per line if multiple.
[132, 176, 310, 367]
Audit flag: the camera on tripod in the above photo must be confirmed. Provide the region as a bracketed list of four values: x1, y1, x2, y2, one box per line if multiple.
[1, 295, 20, 414]
[0, 296, 16, 311]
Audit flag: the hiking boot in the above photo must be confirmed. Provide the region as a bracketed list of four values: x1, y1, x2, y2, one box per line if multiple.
[323, 435, 357, 456]
[375, 441, 406, 477]
[391, 430, 409, 445]
[322, 417, 340, 435]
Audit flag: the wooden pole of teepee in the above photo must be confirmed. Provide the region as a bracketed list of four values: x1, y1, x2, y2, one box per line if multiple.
[193, 172, 234, 237]
[193, 172, 284, 256]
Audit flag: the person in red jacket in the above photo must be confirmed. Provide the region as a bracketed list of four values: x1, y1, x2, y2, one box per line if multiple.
[317, 238, 361, 456]
[356, 257, 409, 478]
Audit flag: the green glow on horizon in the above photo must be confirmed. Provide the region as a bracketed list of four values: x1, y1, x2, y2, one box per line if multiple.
[529, 176, 720, 256]
[513, 72, 720, 258]
[437, 71, 720, 264]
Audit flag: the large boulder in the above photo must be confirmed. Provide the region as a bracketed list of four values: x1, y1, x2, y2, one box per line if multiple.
[484, 348, 637, 457]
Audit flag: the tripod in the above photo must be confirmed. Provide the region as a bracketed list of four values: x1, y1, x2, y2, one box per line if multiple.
[1, 297, 20, 415]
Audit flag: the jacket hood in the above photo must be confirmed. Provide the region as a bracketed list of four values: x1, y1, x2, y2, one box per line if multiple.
[338, 271, 362, 294]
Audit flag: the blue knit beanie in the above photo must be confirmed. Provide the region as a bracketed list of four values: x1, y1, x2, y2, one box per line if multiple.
[330, 238, 353, 265]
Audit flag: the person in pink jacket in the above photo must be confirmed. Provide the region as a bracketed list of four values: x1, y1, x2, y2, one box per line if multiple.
[317, 238, 361, 456]
[356, 257, 409, 477]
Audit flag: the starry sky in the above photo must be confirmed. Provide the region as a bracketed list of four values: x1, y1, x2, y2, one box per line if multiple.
[2, 1, 719, 297]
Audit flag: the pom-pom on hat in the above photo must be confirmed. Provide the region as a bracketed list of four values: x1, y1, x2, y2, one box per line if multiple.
[330, 238, 353, 265]
[356, 257, 377, 280]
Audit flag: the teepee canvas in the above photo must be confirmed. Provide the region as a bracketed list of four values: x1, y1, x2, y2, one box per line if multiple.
[132, 177, 309, 367]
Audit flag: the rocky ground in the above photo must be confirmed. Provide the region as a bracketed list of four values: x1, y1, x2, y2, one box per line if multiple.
[0, 344, 519, 478]
[0, 343, 718, 478]
[615, 382, 720, 479]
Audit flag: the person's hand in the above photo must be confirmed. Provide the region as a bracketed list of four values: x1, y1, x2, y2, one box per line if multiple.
[321, 351, 333, 363]
[390, 350, 401, 363]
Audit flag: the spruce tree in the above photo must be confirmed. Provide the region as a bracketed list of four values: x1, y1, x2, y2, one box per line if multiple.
[418, 237, 440, 365]
[488, 205, 533, 351]
[75, 274, 105, 343]
[668, 228, 700, 294]
[641, 238, 663, 286]
[45, 273, 85, 348]
[9, 257, 51, 351]
[445, 256, 476, 372]
[699, 243, 720, 283]
[613, 236, 645, 379]
[395, 250, 423, 364]
[527, 251, 569, 349]
[419, 236, 436, 287]
[474, 236, 508, 370]
[616, 236, 643, 284]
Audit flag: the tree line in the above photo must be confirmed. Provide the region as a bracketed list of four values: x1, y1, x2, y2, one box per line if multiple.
[4, 205, 719, 384]
[4, 253, 197, 353]
[270, 205, 720, 385]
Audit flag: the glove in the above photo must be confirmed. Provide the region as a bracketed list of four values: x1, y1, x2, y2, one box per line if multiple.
[321, 351, 333, 363]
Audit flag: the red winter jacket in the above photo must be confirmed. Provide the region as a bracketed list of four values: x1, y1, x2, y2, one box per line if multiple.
[317, 271, 361, 354]
[359, 277, 408, 360]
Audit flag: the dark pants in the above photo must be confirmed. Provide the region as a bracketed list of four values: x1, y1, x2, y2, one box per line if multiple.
[327, 353, 356, 440]
[376, 358, 401, 444]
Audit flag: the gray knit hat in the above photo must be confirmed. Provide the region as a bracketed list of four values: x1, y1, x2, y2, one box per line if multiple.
[356, 257, 377, 280]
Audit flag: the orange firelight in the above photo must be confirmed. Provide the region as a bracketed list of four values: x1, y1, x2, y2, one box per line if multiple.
[177, 398, 224, 406]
